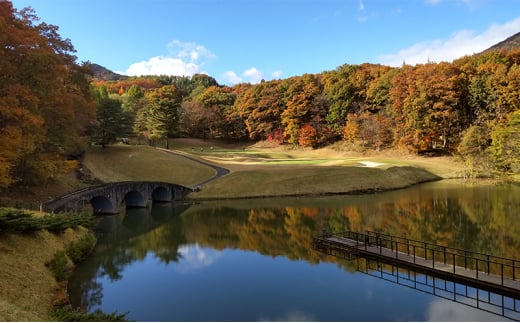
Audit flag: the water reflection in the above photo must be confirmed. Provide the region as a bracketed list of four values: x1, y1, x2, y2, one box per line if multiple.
[348, 255, 520, 321]
[68, 181, 520, 321]
[176, 244, 222, 272]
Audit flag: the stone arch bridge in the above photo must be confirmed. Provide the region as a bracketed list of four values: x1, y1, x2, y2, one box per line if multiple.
[43, 181, 194, 215]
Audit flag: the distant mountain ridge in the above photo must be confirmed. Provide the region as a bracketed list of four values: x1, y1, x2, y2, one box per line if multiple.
[89, 63, 127, 81]
[483, 31, 520, 53]
[89, 32, 520, 81]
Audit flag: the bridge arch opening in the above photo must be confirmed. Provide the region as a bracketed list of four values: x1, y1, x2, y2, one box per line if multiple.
[124, 190, 147, 208]
[152, 186, 171, 202]
[90, 196, 116, 214]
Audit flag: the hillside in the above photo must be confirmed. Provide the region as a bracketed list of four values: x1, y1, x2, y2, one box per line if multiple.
[483, 31, 520, 52]
[89, 32, 520, 82]
[89, 63, 127, 81]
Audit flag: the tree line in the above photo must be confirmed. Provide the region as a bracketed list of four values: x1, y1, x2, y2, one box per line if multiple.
[99, 50, 520, 177]
[1, 0, 518, 190]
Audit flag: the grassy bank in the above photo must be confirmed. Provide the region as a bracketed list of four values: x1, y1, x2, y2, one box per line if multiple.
[0, 222, 89, 321]
[0, 209, 125, 321]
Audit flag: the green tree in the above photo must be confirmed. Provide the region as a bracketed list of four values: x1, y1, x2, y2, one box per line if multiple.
[89, 86, 131, 147]
[146, 85, 182, 148]
[457, 125, 492, 177]
[488, 110, 520, 173]
[322, 65, 358, 136]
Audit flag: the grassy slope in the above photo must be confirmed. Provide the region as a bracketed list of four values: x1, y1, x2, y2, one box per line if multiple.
[81, 139, 464, 199]
[0, 226, 89, 321]
[83, 144, 216, 187]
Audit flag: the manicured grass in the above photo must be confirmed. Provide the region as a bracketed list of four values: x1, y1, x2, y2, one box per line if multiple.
[81, 139, 464, 200]
[188, 166, 440, 199]
[83, 144, 216, 187]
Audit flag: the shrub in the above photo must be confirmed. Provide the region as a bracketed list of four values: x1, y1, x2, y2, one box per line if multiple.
[49, 250, 71, 282]
[0, 208, 94, 233]
[50, 307, 129, 322]
[65, 233, 97, 264]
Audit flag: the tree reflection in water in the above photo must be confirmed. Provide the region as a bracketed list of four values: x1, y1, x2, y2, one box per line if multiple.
[67, 181, 520, 320]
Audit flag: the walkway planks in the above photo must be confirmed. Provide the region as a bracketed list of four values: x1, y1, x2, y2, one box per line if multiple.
[313, 231, 520, 298]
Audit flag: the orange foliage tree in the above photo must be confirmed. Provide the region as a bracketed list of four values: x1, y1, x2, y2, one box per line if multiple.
[0, 1, 95, 188]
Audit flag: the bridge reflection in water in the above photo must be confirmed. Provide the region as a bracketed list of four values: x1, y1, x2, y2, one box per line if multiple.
[352, 256, 520, 321]
[314, 231, 520, 321]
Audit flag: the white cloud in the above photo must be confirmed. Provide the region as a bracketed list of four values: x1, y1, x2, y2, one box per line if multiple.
[124, 40, 215, 77]
[426, 298, 506, 321]
[377, 16, 520, 67]
[243, 67, 264, 84]
[221, 70, 243, 84]
[126, 56, 200, 76]
[167, 40, 216, 62]
[358, 0, 365, 11]
[221, 66, 280, 85]
[271, 70, 283, 79]
[173, 244, 222, 273]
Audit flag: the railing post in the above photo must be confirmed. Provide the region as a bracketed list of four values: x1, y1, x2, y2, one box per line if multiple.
[443, 246, 446, 264]
[476, 260, 479, 279]
[424, 242, 427, 260]
[453, 254, 456, 273]
[395, 241, 398, 259]
[413, 245, 416, 264]
[432, 248, 435, 268]
[464, 250, 467, 269]
[514, 260, 516, 281]
[501, 264, 504, 286]
[487, 255, 490, 275]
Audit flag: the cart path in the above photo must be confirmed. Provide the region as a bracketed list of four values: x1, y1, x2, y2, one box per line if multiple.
[157, 148, 230, 188]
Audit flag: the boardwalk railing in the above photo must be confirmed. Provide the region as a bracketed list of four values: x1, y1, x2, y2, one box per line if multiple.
[315, 230, 520, 288]
[357, 256, 520, 321]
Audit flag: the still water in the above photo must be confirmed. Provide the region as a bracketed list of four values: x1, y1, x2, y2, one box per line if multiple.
[68, 180, 520, 321]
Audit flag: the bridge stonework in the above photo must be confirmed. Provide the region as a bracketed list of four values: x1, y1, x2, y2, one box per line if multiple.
[43, 181, 193, 214]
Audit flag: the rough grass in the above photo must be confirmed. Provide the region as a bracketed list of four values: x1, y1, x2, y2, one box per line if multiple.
[0, 227, 89, 321]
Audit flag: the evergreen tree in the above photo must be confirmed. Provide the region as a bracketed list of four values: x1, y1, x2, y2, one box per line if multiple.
[89, 86, 131, 147]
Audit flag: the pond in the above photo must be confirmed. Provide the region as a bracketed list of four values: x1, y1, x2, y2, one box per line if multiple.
[68, 180, 520, 321]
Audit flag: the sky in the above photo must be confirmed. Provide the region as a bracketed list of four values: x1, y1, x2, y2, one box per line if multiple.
[10, 0, 520, 85]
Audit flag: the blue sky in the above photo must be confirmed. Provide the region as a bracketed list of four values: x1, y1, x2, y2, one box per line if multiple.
[10, 0, 520, 85]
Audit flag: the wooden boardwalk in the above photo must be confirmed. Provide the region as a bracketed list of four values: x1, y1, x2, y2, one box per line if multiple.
[313, 231, 520, 298]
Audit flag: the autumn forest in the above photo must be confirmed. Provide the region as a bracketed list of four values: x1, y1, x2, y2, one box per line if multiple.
[1, 1, 519, 190]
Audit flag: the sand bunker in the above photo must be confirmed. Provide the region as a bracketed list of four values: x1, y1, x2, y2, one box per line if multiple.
[359, 161, 384, 167]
